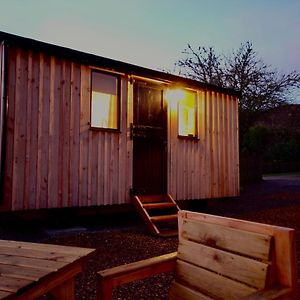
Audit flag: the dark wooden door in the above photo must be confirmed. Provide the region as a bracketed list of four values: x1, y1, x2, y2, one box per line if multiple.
[132, 81, 167, 195]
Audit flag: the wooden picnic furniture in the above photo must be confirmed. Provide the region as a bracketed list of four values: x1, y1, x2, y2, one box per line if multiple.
[97, 210, 299, 299]
[0, 239, 95, 299]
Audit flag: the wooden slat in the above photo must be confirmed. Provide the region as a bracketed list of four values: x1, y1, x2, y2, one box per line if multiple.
[97, 252, 176, 300]
[223, 93, 229, 196]
[211, 91, 218, 198]
[79, 65, 90, 206]
[12, 48, 28, 210]
[240, 285, 292, 300]
[0, 254, 66, 271]
[143, 202, 176, 210]
[0, 43, 3, 178]
[0, 240, 93, 256]
[37, 53, 50, 209]
[201, 90, 209, 198]
[137, 195, 165, 203]
[150, 215, 178, 223]
[169, 281, 213, 300]
[206, 91, 213, 198]
[181, 218, 272, 260]
[69, 62, 81, 207]
[61, 60, 71, 207]
[0, 264, 49, 281]
[274, 228, 299, 298]
[126, 80, 134, 204]
[23, 50, 32, 210]
[0, 290, 13, 300]
[48, 56, 60, 208]
[235, 96, 240, 195]
[98, 252, 177, 281]
[232, 95, 237, 195]
[0, 247, 80, 263]
[103, 132, 109, 204]
[159, 230, 178, 237]
[228, 95, 234, 194]
[96, 131, 105, 205]
[167, 87, 177, 198]
[27, 51, 40, 209]
[219, 93, 225, 196]
[175, 260, 257, 299]
[0, 276, 33, 293]
[3, 46, 16, 210]
[178, 239, 269, 289]
[87, 127, 93, 206]
[119, 78, 129, 204]
[91, 131, 99, 206]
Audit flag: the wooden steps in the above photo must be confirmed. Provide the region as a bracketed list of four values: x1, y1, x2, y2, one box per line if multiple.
[132, 194, 180, 237]
[150, 214, 178, 223]
[143, 202, 175, 210]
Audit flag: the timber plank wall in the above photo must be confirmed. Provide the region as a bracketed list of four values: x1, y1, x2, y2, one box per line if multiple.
[1, 44, 239, 211]
[0, 42, 4, 178]
[168, 91, 239, 201]
[2, 46, 131, 210]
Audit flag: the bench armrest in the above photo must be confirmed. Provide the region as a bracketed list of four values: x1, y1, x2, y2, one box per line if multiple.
[241, 285, 293, 300]
[97, 252, 177, 300]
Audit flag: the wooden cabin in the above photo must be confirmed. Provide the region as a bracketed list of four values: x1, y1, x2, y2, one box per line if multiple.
[0, 31, 239, 212]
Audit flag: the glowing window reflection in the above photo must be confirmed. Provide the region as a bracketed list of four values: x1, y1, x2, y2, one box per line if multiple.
[178, 91, 197, 137]
[91, 72, 119, 129]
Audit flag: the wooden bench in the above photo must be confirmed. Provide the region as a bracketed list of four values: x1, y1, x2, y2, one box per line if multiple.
[97, 210, 299, 299]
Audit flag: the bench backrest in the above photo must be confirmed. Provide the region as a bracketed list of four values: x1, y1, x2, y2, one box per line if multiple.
[169, 210, 298, 299]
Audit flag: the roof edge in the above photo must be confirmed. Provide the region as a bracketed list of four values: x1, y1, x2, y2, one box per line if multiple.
[0, 31, 240, 97]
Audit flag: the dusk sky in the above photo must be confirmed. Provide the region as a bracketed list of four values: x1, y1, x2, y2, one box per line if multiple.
[1, 0, 300, 100]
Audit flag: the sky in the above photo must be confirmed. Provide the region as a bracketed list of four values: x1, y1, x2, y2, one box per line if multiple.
[1, 0, 300, 100]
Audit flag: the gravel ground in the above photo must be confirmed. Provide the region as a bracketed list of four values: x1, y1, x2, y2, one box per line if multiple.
[1, 174, 300, 299]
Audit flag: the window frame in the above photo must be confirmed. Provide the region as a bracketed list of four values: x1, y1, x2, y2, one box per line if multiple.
[90, 69, 121, 132]
[177, 90, 199, 140]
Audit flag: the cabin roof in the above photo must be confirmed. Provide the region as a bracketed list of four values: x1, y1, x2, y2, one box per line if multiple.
[0, 30, 239, 96]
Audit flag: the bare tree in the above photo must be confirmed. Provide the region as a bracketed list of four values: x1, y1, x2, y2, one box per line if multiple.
[176, 42, 300, 133]
[177, 45, 224, 86]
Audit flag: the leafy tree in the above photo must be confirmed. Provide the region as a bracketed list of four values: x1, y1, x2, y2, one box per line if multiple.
[176, 42, 300, 134]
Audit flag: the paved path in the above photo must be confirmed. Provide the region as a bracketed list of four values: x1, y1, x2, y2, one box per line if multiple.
[207, 173, 300, 217]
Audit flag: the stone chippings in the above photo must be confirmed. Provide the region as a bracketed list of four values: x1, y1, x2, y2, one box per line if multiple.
[46, 230, 178, 300]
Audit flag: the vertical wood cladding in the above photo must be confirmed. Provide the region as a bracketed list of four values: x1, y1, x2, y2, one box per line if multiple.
[3, 45, 239, 211]
[0, 42, 4, 183]
[168, 90, 239, 201]
[4, 47, 131, 210]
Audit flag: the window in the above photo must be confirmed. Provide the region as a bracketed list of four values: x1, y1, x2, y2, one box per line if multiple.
[178, 91, 197, 137]
[91, 71, 120, 130]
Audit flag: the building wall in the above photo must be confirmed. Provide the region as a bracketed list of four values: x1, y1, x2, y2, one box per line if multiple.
[168, 90, 239, 200]
[2, 45, 239, 211]
[3, 46, 132, 210]
[0, 42, 4, 182]
[0, 41, 5, 188]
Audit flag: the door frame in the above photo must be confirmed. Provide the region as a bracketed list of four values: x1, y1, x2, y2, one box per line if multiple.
[131, 79, 168, 195]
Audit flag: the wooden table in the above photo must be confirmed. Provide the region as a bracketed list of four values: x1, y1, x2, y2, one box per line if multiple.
[0, 239, 95, 299]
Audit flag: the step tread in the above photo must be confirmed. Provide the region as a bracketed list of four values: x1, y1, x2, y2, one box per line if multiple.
[158, 229, 178, 237]
[143, 202, 177, 210]
[136, 194, 171, 203]
[150, 214, 178, 223]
